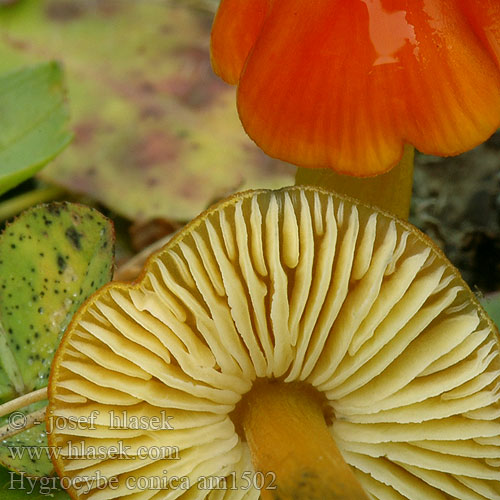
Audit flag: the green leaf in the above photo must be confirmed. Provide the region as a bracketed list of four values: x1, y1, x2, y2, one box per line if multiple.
[481, 292, 500, 330]
[0, 63, 72, 196]
[0, 465, 70, 499]
[0, 0, 293, 221]
[0, 202, 114, 475]
[0, 405, 50, 477]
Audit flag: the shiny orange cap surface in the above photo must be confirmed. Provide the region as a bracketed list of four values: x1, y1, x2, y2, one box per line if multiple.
[211, 0, 500, 176]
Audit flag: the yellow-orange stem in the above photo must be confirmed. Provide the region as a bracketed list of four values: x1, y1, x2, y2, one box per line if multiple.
[295, 145, 414, 220]
[240, 381, 368, 499]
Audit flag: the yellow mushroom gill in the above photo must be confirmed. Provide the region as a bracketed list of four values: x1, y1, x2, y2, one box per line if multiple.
[47, 186, 500, 500]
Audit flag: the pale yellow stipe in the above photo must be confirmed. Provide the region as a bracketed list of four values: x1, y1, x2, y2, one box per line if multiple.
[296, 145, 415, 220]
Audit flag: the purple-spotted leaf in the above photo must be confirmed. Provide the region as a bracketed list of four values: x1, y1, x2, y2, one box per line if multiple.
[0, 463, 71, 499]
[0, 202, 114, 476]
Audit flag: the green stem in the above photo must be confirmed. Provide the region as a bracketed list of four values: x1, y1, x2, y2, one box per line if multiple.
[0, 388, 47, 419]
[0, 185, 65, 221]
[295, 145, 415, 220]
[0, 407, 47, 441]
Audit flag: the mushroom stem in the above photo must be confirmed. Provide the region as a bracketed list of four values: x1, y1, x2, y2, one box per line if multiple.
[240, 381, 368, 499]
[295, 144, 414, 220]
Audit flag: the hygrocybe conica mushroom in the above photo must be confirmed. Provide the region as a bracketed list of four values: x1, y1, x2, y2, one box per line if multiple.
[48, 186, 500, 499]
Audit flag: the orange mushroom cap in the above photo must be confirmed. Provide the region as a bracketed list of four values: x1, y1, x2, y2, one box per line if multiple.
[211, 0, 500, 177]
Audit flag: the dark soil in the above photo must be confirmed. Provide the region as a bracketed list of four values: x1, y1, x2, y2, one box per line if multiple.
[411, 131, 500, 294]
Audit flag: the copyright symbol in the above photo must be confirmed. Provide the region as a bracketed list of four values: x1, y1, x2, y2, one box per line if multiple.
[9, 412, 27, 430]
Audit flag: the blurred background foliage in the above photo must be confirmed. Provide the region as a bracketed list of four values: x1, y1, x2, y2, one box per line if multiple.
[0, 0, 293, 225]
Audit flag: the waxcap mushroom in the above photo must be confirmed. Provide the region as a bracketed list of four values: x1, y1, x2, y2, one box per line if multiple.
[47, 186, 500, 499]
[211, 1, 500, 176]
